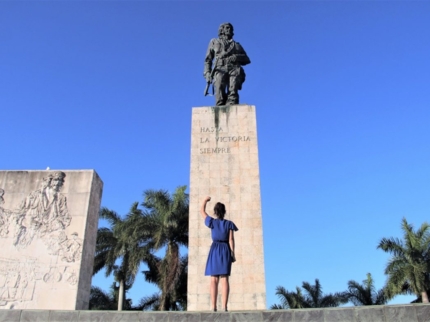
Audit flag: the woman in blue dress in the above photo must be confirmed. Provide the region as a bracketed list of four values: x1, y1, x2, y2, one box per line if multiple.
[200, 196, 238, 312]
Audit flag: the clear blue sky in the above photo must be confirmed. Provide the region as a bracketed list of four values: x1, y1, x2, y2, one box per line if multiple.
[2, 0, 429, 308]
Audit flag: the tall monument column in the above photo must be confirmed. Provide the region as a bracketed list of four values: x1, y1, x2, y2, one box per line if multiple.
[188, 104, 266, 311]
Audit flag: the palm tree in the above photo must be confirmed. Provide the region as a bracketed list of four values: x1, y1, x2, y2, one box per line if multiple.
[89, 284, 134, 310]
[345, 273, 387, 306]
[377, 218, 430, 303]
[271, 279, 348, 309]
[271, 286, 307, 309]
[89, 285, 117, 310]
[90, 283, 139, 310]
[126, 186, 189, 311]
[93, 203, 151, 310]
[139, 255, 188, 310]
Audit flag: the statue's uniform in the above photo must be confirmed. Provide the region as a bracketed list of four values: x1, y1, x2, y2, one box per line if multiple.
[204, 38, 251, 106]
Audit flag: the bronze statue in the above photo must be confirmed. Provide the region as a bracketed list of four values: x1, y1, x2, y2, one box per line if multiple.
[204, 23, 251, 106]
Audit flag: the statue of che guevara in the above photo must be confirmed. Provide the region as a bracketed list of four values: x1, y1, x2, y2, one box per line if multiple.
[204, 23, 251, 106]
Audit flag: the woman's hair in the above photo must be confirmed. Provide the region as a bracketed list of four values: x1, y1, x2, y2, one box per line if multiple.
[214, 202, 226, 219]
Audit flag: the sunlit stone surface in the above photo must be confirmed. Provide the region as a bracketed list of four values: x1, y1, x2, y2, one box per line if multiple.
[0, 170, 102, 310]
[188, 105, 266, 311]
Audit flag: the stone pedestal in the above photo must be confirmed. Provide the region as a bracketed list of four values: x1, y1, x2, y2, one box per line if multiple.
[188, 105, 266, 311]
[0, 170, 103, 310]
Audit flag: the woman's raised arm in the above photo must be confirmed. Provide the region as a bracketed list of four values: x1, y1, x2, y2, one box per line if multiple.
[200, 196, 211, 219]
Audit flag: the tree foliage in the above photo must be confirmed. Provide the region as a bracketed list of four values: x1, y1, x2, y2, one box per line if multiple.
[345, 273, 387, 306]
[93, 204, 152, 310]
[138, 255, 188, 310]
[377, 218, 430, 303]
[89, 284, 136, 310]
[271, 279, 348, 309]
[92, 186, 189, 311]
[138, 186, 189, 310]
[114, 185, 189, 311]
[89, 285, 117, 310]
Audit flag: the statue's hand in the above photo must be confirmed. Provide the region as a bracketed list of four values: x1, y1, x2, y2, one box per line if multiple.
[205, 73, 212, 83]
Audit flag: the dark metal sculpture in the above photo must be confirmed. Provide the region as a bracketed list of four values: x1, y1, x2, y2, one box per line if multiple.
[204, 23, 251, 106]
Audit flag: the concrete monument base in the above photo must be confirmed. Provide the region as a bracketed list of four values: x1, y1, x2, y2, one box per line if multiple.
[188, 105, 266, 311]
[0, 304, 429, 321]
[0, 170, 103, 310]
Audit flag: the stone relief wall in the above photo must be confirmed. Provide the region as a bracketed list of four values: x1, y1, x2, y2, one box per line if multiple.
[0, 170, 102, 310]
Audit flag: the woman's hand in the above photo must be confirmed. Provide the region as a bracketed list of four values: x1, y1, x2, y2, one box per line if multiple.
[200, 196, 211, 219]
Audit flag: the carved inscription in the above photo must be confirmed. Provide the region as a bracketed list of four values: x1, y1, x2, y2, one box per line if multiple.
[200, 148, 231, 154]
[200, 127, 223, 133]
[198, 127, 251, 154]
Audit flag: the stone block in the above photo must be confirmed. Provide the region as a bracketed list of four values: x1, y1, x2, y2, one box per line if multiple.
[49, 310, 80, 322]
[78, 311, 140, 322]
[20, 310, 50, 322]
[169, 312, 201, 322]
[295, 309, 324, 322]
[231, 312, 263, 322]
[78, 311, 113, 322]
[325, 308, 355, 322]
[415, 304, 430, 322]
[110, 312, 141, 322]
[201, 312, 230, 322]
[0, 170, 103, 311]
[0, 310, 21, 322]
[356, 306, 385, 322]
[262, 310, 293, 322]
[138, 312, 169, 322]
[385, 305, 418, 322]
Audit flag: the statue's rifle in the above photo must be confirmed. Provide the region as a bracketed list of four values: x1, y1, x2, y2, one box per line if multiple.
[204, 57, 219, 96]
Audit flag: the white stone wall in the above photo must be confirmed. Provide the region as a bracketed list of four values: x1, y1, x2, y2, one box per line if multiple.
[0, 170, 102, 310]
[188, 105, 266, 311]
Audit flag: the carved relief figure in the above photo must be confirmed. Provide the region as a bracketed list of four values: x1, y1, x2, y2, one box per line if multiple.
[0, 189, 11, 237]
[17, 175, 53, 245]
[64, 267, 78, 285]
[12, 213, 26, 248]
[44, 230, 67, 256]
[60, 232, 82, 262]
[16, 272, 28, 301]
[42, 172, 71, 234]
[0, 269, 20, 301]
[0, 258, 38, 307]
[43, 267, 62, 284]
[10, 171, 72, 250]
[15, 176, 52, 246]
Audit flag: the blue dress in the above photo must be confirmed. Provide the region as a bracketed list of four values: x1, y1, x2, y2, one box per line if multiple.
[204, 216, 239, 276]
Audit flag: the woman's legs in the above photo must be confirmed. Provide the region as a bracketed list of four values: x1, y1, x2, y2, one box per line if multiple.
[220, 275, 230, 311]
[210, 275, 219, 310]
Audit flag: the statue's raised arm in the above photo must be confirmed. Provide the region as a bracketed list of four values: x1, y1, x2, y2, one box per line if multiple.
[203, 23, 251, 106]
